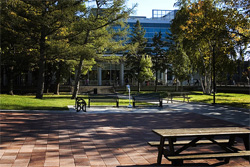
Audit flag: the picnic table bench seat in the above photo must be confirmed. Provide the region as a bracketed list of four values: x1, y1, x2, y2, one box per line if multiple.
[88, 94, 119, 107]
[148, 139, 234, 147]
[165, 151, 250, 165]
[166, 150, 250, 161]
[132, 93, 163, 107]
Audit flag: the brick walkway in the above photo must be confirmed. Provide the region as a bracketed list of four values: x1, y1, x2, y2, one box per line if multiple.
[0, 111, 249, 167]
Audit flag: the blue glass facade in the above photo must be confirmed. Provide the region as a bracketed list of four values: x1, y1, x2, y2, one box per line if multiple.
[88, 10, 178, 86]
[127, 22, 171, 42]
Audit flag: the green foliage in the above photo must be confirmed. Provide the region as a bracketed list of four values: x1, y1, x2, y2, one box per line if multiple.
[151, 32, 169, 73]
[150, 32, 169, 91]
[171, 0, 249, 93]
[138, 55, 155, 83]
[125, 20, 147, 79]
[70, 0, 134, 99]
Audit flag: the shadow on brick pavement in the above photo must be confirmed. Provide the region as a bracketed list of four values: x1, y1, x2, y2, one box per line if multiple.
[0, 107, 249, 166]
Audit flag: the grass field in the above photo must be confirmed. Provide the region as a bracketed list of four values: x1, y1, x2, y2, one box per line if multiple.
[0, 94, 131, 110]
[0, 91, 249, 110]
[188, 91, 250, 109]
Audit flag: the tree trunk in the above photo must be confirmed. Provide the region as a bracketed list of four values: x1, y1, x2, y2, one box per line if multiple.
[54, 61, 62, 95]
[36, 35, 45, 98]
[202, 73, 212, 95]
[200, 76, 205, 93]
[138, 82, 141, 92]
[154, 70, 158, 92]
[8, 66, 14, 95]
[175, 79, 179, 91]
[71, 58, 84, 99]
[36, 7, 46, 99]
[71, 31, 90, 99]
[54, 83, 60, 95]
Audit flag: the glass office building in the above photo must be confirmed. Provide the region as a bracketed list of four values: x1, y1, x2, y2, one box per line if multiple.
[86, 10, 177, 86]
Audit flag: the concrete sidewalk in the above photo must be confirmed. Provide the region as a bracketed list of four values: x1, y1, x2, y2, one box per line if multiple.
[68, 101, 250, 126]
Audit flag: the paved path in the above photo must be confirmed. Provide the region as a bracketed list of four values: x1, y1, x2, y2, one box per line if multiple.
[1, 102, 249, 167]
[68, 101, 250, 126]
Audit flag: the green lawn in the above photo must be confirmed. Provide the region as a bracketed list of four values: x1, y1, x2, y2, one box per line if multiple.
[0, 94, 75, 110]
[0, 92, 249, 110]
[0, 94, 130, 110]
[188, 91, 250, 109]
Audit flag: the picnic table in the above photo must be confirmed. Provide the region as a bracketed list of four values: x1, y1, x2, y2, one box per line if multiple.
[167, 92, 190, 103]
[150, 127, 250, 166]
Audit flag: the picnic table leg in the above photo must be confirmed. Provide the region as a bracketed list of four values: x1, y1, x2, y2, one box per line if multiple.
[168, 137, 183, 166]
[225, 135, 236, 163]
[243, 134, 250, 163]
[157, 137, 165, 165]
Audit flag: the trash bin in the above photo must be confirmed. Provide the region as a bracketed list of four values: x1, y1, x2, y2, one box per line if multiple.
[94, 88, 97, 94]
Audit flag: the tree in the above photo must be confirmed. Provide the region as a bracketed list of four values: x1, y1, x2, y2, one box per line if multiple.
[138, 55, 155, 91]
[125, 20, 147, 92]
[171, 0, 243, 94]
[168, 41, 191, 91]
[70, 0, 133, 99]
[1, 0, 85, 98]
[151, 32, 169, 92]
[0, 0, 38, 95]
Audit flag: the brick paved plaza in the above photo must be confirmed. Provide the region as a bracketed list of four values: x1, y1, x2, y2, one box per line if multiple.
[0, 110, 249, 167]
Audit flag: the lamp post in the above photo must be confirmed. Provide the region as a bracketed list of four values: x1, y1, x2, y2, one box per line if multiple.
[212, 43, 216, 105]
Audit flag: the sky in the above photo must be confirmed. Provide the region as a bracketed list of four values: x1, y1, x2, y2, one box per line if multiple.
[125, 0, 179, 18]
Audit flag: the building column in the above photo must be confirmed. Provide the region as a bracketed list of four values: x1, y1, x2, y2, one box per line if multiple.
[97, 67, 102, 86]
[120, 63, 124, 86]
[163, 69, 168, 85]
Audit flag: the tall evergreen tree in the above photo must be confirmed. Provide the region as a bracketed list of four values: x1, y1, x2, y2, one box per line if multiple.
[151, 32, 169, 92]
[69, 0, 133, 99]
[125, 20, 147, 92]
[0, 0, 38, 95]
[1, 0, 84, 98]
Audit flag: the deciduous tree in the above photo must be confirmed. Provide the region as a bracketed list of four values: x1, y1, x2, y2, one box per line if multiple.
[138, 55, 155, 91]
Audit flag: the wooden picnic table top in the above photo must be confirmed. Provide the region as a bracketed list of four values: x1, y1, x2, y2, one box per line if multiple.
[153, 127, 250, 138]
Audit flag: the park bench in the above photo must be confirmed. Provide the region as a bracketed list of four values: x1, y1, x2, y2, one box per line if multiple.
[75, 97, 87, 112]
[88, 94, 119, 108]
[167, 92, 191, 103]
[132, 93, 163, 107]
[150, 127, 250, 166]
